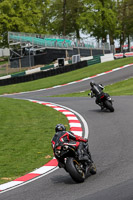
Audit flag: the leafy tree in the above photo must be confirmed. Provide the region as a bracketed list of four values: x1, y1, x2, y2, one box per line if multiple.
[0, 0, 133, 49]
[37, 0, 51, 34]
[117, 0, 133, 50]
[0, 0, 44, 47]
[123, 0, 133, 49]
[79, 0, 118, 45]
[46, 0, 84, 38]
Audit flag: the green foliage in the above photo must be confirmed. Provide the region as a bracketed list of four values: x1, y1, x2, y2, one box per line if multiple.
[79, 0, 118, 43]
[0, 0, 44, 47]
[117, 0, 133, 47]
[0, 0, 133, 46]
[46, 0, 84, 37]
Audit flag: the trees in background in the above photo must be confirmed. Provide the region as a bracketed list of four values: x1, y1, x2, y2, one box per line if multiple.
[0, 0, 133, 48]
[46, 0, 84, 38]
[78, 0, 118, 46]
[117, 0, 133, 51]
[0, 0, 47, 46]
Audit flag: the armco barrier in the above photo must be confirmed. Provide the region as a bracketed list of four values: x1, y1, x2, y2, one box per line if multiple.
[124, 52, 133, 57]
[80, 56, 93, 61]
[114, 53, 124, 59]
[0, 53, 114, 86]
[40, 65, 54, 71]
[0, 60, 87, 86]
[0, 64, 55, 81]
[11, 71, 26, 77]
[114, 52, 133, 59]
[100, 53, 114, 63]
[87, 56, 101, 66]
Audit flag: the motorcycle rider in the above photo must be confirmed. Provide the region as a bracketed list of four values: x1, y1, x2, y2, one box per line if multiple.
[51, 124, 96, 172]
[89, 81, 108, 109]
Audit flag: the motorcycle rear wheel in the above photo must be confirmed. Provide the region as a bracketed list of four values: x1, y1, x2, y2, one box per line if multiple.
[66, 157, 85, 183]
[104, 100, 114, 112]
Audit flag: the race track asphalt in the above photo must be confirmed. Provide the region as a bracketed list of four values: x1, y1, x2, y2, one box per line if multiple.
[0, 64, 133, 200]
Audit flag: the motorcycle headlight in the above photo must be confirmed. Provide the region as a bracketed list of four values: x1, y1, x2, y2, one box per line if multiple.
[63, 145, 68, 150]
[55, 150, 61, 156]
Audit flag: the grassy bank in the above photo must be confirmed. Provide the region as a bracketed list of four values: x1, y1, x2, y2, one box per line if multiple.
[105, 77, 133, 96]
[0, 98, 69, 184]
[0, 57, 133, 95]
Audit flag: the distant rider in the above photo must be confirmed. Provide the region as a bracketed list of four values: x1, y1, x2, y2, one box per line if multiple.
[51, 124, 95, 170]
[89, 81, 108, 109]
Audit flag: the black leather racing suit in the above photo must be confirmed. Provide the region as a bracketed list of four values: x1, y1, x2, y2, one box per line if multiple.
[51, 131, 92, 167]
[90, 83, 109, 105]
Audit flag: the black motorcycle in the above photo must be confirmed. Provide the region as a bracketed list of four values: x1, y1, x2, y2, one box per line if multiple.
[89, 92, 114, 112]
[54, 142, 96, 183]
[97, 93, 114, 112]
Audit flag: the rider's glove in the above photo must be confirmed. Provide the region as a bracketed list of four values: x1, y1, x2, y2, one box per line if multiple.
[80, 138, 88, 142]
[89, 92, 94, 98]
[83, 139, 88, 143]
[76, 135, 88, 142]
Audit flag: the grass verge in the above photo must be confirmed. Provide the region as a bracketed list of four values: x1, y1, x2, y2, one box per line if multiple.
[0, 98, 69, 184]
[0, 57, 133, 95]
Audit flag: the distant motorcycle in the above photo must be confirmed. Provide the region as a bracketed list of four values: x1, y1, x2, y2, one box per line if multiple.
[54, 142, 96, 183]
[89, 92, 114, 112]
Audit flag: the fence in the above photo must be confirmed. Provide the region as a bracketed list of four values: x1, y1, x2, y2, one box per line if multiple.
[8, 32, 111, 51]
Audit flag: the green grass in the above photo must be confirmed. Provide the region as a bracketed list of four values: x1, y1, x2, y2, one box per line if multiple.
[50, 77, 133, 97]
[0, 98, 69, 184]
[0, 57, 133, 95]
[105, 77, 133, 96]
[0, 59, 8, 65]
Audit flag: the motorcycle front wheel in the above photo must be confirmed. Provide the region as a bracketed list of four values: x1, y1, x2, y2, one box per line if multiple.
[104, 100, 114, 112]
[66, 157, 85, 183]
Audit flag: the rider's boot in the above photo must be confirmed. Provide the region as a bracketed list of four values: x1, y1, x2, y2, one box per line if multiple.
[58, 161, 65, 168]
[78, 148, 90, 161]
[78, 154, 90, 161]
[101, 105, 104, 110]
[89, 162, 97, 175]
[87, 152, 97, 174]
